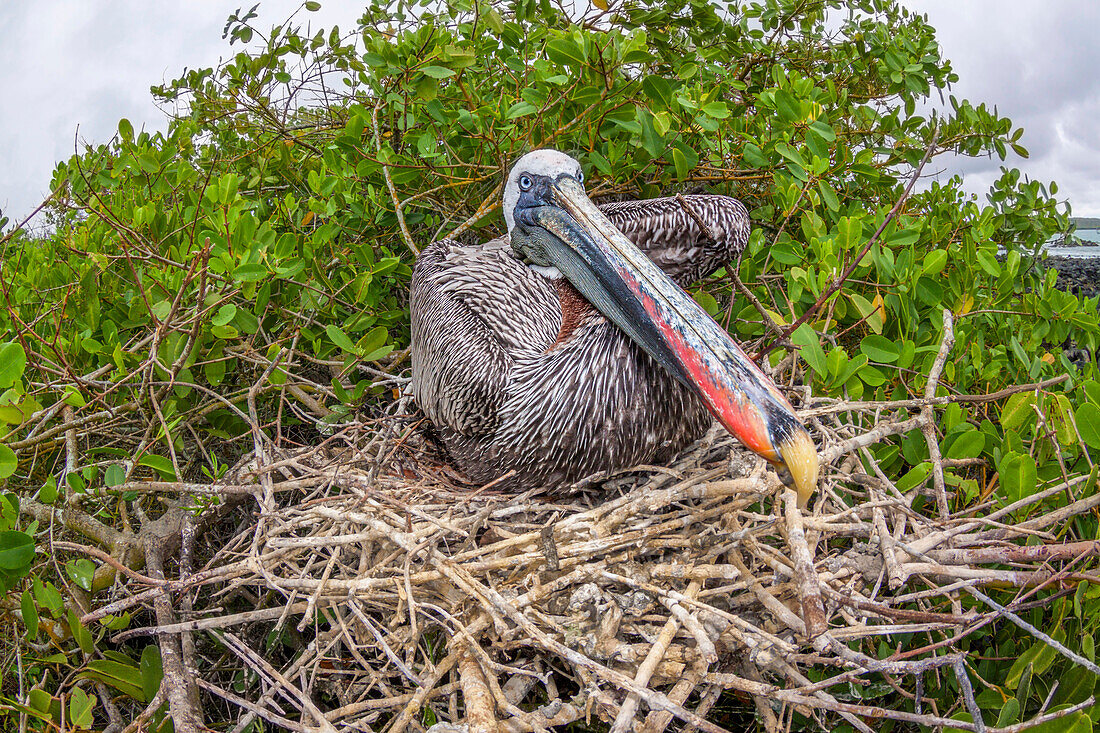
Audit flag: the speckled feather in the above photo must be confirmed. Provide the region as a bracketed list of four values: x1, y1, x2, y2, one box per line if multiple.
[410, 195, 750, 490]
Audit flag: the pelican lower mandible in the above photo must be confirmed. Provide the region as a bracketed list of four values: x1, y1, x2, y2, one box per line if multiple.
[410, 149, 818, 504]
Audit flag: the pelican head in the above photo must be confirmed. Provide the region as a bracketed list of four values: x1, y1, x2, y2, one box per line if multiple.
[504, 149, 819, 506]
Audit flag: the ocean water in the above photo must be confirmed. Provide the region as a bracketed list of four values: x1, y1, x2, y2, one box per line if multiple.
[1048, 229, 1100, 259]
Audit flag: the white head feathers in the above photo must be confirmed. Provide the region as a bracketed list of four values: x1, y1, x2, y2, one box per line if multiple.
[502, 149, 584, 233]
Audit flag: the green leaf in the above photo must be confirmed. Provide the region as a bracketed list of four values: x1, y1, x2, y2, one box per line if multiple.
[67, 558, 96, 591]
[825, 347, 848, 379]
[691, 291, 719, 317]
[1083, 380, 1100, 407]
[915, 276, 943, 306]
[1007, 630, 1065, 688]
[774, 142, 806, 168]
[817, 180, 839, 212]
[62, 386, 86, 408]
[545, 38, 585, 69]
[897, 462, 932, 492]
[837, 216, 862, 252]
[0, 444, 16, 479]
[885, 227, 919, 248]
[68, 688, 96, 728]
[68, 608, 94, 655]
[1077, 403, 1100, 449]
[415, 75, 438, 101]
[81, 658, 147, 702]
[791, 324, 826, 377]
[105, 463, 125, 488]
[944, 712, 973, 733]
[361, 345, 394, 362]
[138, 454, 176, 480]
[1050, 393, 1077, 447]
[205, 353, 228, 386]
[326, 324, 358, 353]
[672, 148, 689, 181]
[419, 65, 454, 78]
[741, 143, 768, 168]
[860, 335, 900, 363]
[923, 249, 948, 275]
[808, 120, 836, 141]
[857, 364, 887, 387]
[641, 75, 673, 109]
[701, 101, 729, 119]
[21, 589, 38, 642]
[212, 304, 237, 326]
[946, 429, 984, 459]
[505, 101, 538, 119]
[1000, 452, 1037, 503]
[636, 108, 663, 158]
[994, 698, 1020, 727]
[1001, 392, 1036, 432]
[0, 531, 34, 570]
[0, 342, 27, 388]
[233, 263, 269, 282]
[773, 89, 799, 122]
[27, 688, 53, 714]
[976, 249, 1000, 276]
[211, 324, 239, 340]
[141, 645, 164, 701]
[357, 326, 389, 356]
[1052, 666, 1096, 708]
[35, 579, 63, 615]
[100, 612, 132, 630]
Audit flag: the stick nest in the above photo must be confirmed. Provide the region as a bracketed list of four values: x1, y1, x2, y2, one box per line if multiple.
[92, 379, 1099, 733]
[71, 316, 1098, 732]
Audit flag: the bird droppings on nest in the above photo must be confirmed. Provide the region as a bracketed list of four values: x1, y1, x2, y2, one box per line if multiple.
[83, 332, 1100, 733]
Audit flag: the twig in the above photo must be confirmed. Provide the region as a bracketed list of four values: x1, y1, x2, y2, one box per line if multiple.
[459, 646, 498, 733]
[372, 99, 417, 255]
[785, 489, 827, 637]
[954, 657, 986, 733]
[922, 309, 956, 517]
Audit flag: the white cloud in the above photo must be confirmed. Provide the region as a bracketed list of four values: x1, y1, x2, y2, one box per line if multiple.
[0, 1, 352, 226]
[901, 0, 1100, 215]
[3, 2, 1099, 224]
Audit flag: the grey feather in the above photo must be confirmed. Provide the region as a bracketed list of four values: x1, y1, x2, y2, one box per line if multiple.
[410, 195, 750, 489]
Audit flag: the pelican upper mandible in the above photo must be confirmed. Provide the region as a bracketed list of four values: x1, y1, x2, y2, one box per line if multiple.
[411, 149, 819, 504]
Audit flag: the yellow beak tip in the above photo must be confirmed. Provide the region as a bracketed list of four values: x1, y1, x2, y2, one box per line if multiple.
[777, 429, 819, 508]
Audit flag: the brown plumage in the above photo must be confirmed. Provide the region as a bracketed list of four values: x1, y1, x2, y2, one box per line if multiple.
[410, 194, 751, 490]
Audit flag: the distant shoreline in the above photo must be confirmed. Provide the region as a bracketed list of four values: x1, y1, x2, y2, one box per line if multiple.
[1054, 222, 1100, 248]
[1049, 235, 1093, 248]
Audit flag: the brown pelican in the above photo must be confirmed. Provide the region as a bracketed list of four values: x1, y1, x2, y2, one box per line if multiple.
[411, 150, 818, 504]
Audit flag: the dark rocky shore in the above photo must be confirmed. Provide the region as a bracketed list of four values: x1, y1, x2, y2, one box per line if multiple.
[1040, 255, 1099, 367]
[1045, 256, 1100, 300]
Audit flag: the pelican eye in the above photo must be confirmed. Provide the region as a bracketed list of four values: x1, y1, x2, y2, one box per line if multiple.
[518, 175, 533, 191]
[576, 170, 584, 184]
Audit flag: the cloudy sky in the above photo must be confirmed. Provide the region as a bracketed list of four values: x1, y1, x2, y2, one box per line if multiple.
[2, 1, 1099, 227]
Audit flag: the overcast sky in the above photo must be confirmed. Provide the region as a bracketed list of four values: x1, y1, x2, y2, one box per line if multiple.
[2, 2, 1099, 228]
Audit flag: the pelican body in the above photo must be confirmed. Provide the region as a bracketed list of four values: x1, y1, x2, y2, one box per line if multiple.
[411, 150, 818, 503]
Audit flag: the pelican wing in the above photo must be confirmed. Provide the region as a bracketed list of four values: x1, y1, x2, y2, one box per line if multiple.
[600, 195, 750, 287]
[410, 237, 560, 436]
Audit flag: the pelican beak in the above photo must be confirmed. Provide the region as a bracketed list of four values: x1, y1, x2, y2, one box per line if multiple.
[511, 175, 819, 505]
[778, 428, 818, 508]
